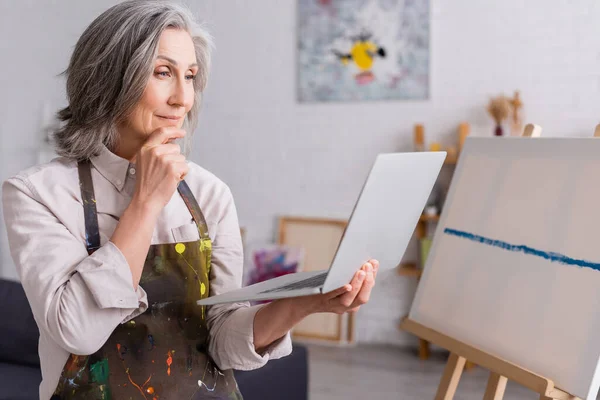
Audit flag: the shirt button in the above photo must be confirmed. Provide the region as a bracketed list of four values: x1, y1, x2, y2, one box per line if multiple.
[129, 167, 136, 176]
[116, 179, 122, 186]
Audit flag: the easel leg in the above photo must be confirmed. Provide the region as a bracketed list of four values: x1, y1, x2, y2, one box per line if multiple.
[435, 353, 466, 400]
[419, 338, 430, 359]
[483, 372, 507, 400]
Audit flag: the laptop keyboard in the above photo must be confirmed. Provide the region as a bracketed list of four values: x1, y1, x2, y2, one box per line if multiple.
[258, 272, 328, 294]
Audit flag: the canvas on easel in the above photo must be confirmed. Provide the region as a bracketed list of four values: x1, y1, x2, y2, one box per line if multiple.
[402, 124, 600, 400]
[278, 216, 355, 343]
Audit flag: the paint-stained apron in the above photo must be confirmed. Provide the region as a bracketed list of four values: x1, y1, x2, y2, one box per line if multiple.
[51, 160, 242, 400]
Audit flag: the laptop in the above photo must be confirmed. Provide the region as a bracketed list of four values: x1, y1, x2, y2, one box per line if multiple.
[197, 151, 446, 306]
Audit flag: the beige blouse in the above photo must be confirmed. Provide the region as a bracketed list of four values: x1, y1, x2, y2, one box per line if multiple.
[1, 146, 291, 400]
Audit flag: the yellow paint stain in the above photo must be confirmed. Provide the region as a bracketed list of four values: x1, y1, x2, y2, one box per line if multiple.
[200, 282, 206, 295]
[199, 240, 212, 252]
[175, 243, 186, 254]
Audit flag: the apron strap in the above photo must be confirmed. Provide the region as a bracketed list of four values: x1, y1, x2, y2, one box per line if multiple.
[77, 160, 101, 255]
[177, 180, 210, 240]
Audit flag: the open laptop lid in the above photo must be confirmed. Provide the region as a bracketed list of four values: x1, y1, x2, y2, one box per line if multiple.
[322, 152, 446, 293]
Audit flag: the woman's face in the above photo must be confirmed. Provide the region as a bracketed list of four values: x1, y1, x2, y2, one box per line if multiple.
[119, 28, 198, 142]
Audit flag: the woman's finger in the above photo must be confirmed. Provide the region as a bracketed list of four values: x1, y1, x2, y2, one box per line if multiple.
[152, 143, 182, 156]
[351, 266, 375, 308]
[368, 259, 380, 280]
[336, 270, 365, 308]
[144, 127, 186, 148]
[160, 154, 186, 164]
[324, 284, 352, 300]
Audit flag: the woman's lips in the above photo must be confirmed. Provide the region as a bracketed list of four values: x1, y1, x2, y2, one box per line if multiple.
[157, 115, 182, 121]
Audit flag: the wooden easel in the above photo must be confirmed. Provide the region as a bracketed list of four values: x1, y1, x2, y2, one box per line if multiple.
[400, 318, 580, 400]
[400, 123, 582, 400]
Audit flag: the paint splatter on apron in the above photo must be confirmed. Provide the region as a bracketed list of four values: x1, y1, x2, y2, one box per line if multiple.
[51, 160, 242, 399]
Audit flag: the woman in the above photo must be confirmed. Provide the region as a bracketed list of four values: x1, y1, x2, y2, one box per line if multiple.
[2, 1, 379, 399]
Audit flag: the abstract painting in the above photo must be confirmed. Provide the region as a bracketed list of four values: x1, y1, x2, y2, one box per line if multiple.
[298, 0, 430, 102]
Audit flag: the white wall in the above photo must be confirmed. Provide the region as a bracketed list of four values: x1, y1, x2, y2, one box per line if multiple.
[1, 0, 600, 345]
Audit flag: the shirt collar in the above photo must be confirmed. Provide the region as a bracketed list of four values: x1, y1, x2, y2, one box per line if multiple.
[89, 145, 131, 192]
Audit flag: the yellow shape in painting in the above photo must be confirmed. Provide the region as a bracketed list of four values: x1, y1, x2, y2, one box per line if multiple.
[199, 240, 212, 252]
[175, 243, 186, 254]
[200, 282, 206, 295]
[350, 41, 378, 71]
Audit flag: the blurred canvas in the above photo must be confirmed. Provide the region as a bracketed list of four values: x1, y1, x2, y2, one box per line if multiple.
[247, 245, 304, 286]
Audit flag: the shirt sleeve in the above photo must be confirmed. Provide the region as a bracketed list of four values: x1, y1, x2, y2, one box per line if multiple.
[205, 186, 292, 370]
[2, 176, 148, 356]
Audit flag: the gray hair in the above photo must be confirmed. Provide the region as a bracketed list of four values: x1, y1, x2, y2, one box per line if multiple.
[54, 0, 213, 160]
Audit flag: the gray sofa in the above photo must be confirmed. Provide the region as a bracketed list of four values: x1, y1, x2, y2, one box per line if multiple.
[0, 278, 308, 400]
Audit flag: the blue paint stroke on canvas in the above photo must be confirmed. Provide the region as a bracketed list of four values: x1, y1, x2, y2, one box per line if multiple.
[443, 228, 600, 272]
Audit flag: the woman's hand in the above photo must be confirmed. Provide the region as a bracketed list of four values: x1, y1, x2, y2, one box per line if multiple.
[291, 259, 380, 316]
[253, 259, 379, 351]
[315, 259, 379, 314]
[133, 127, 189, 211]
[111, 127, 188, 288]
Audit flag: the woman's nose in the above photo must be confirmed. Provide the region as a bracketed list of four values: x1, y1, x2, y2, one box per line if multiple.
[168, 80, 190, 108]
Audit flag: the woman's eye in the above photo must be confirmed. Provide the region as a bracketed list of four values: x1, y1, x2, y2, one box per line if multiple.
[185, 75, 196, 81]
[156, 71, 170, 78]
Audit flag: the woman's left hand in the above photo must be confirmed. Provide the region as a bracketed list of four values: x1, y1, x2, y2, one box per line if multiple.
[299, 259, 379, 315]
[253, 259, 380, 351]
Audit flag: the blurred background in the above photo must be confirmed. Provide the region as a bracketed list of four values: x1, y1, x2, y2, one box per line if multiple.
[1, 1, 599, 399]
